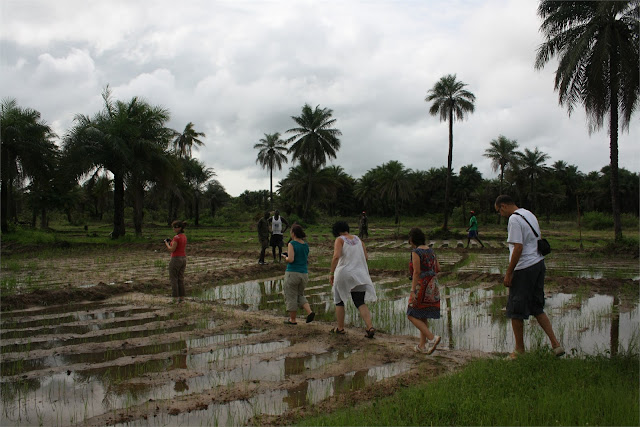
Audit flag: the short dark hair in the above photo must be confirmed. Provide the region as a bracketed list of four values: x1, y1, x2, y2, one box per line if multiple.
[408, 227, 426, 246]
[331, 221, 350, 237]
[291, 224, 306, 239]
[494, 194, 515, 206]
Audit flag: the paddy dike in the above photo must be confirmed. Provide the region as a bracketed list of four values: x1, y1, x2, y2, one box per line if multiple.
[1, 238, 638, 426]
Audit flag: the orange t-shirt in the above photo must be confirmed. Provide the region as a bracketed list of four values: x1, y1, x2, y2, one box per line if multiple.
[171, 233, 187, 257]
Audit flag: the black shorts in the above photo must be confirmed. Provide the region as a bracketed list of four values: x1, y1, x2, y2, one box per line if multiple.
[335, 291, 366, 308]
[506, 260, 546, 319]
[270, 234, 284, 247]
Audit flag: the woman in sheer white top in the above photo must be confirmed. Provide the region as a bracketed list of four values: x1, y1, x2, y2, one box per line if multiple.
[328, 221, 377, 338]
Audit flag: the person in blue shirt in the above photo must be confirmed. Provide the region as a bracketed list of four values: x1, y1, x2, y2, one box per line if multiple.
[282, 224, 315, 325]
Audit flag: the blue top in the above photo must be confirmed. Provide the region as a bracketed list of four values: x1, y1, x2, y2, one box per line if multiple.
[286, 240, 309, 273]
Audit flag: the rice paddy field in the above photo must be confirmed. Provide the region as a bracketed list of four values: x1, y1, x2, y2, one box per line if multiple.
[1, 222, 638, 426]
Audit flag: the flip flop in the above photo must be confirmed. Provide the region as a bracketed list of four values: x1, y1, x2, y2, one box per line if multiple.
[365, 327, 376, 339]
[283, 320, 297, 325]
[306, 312, 315, 323]
[330, 328, 345, 335]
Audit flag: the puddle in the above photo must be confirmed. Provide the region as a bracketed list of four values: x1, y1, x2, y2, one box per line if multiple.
[129, 360, 411, 427]
[1, 323, 201, 358]
[1, 314, 173, 340]
[0, 307, 158, 330]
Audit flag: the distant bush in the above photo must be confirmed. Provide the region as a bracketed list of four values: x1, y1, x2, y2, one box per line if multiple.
[621, 213, 639, 228]
[583, 211, 614, 230]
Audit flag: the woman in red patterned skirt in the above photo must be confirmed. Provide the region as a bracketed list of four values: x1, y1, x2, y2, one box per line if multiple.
[407, 227, 441, 354]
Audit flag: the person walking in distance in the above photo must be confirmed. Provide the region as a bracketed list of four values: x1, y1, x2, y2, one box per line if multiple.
[358, 211, 369, 239]
[257, 211, 270, 265]
[165, 220, 187, 302]
[466, 210, 485, 248]
[495, 195, 564, 359]
[269, 210, 289, 262]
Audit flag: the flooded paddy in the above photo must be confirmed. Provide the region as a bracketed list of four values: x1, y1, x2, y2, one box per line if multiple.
[1, 239, 638, 426]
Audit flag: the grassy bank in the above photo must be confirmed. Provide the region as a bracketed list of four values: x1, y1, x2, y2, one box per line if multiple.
[297, 352, 639, 426]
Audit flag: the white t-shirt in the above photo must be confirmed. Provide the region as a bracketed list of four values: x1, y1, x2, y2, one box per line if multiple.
[271, 217, 283, 235]
[507, 208, 544, 270]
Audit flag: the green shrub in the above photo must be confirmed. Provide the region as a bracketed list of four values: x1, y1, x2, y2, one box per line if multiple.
[621, 213, 639, 228]
[583, 211, 614, 230]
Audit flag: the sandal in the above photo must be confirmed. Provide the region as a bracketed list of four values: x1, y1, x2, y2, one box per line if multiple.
[414, 344, 428, 353]
[283, 320, 298, 325]
[330, 327, 346, 335]
[365, 327, 376, 339]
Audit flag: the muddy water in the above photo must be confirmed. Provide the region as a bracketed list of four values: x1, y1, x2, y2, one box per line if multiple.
[200, 266, 639, 356]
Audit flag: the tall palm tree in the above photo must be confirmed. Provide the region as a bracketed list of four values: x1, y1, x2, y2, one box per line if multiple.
[1, 98, 57, 233]
[515, 147, 550, 212]
[173, 122, 205, 158]
[254, 132, 289, 210]
[286, 104, 341, 219]
[278, 159, 334, 218]
[376, 160, 413, 225]
[535, 0, 639, 241]
[426, 74, 476, 230]
[182, 157, 215, 226]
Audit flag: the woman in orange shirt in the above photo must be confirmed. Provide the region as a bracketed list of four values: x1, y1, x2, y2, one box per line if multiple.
[165, 220, 188, 302]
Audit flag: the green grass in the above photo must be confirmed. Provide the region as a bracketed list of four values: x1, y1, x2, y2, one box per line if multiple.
[297, 352, 639, 426]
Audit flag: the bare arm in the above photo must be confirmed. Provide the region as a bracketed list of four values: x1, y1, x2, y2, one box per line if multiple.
[504, 243, 523, 287]
[283, 242, 294, 263]
[329, 238, 344, 285]
[361, 240, 369, 260]
[165, 237, 178, 253]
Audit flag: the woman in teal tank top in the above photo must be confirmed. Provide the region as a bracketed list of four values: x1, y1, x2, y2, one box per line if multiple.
[282, 225, 315, 324]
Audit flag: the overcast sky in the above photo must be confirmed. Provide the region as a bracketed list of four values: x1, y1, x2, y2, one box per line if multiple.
[2, 0, 638, 196]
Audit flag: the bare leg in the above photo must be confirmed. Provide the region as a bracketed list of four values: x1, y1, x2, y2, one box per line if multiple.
[336, 305, 345, 330]
[302, 302, 312, 316]
[475, 237, 485, 248]
[288, 311, 297, 323]
[535, 312, 561, 348]
[357, 304, 374, 330]
[511, 318, 525, 353]
[408, 316, 434, 348]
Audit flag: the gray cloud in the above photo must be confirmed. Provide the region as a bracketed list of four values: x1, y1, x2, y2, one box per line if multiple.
[1, 0, 637, 197]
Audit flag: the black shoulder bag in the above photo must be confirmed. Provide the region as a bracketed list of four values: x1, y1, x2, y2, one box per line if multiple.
[513, 212, 551, 256]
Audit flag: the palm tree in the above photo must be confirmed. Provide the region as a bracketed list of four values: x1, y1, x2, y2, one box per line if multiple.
[535, 1, 639, 241]
[354, 172, 378, 214]
[173, 122, 205, 158]
[286, 103, 342, 219]
[484, 135, 519, 223]
[515, 147, 550, 212]
[64, 87, 174, 238]
[484, 135, 519, 195]
[1, 98, 57, 233]
[376, 161, 413, 225]
[278, 159, 334, 218]
[254, 132, 289, 210]
[426, 74, 476, 230]
[182, 157, 215, 226]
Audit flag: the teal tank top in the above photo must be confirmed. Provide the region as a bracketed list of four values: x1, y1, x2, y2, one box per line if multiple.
[286, 240, 309, 273]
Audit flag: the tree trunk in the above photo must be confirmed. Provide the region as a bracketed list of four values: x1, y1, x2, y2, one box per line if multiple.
[0, 148, 10, 233]
[194, 191, 200, 227]
[497, 166, 504, 224]
[609, 54, 622, 241]
[303, 171, 313, 220]
[133, 182, 144, 237]
[112, 172, 126, 238]
[269, 166, 273, 211]
[443, 109, 454, 230]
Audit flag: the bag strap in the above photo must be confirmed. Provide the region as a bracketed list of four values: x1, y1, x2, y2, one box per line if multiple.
[513, 212, 540, 238]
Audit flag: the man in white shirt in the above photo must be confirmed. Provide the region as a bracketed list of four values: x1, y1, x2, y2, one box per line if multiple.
[495, 195, 564, 359]
[268, 210, 289, 263]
